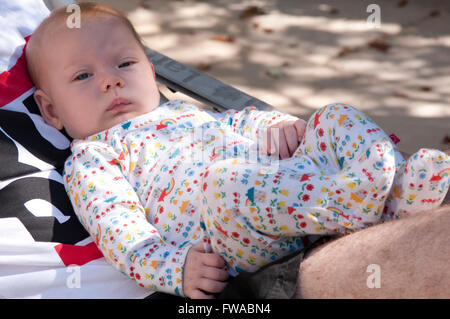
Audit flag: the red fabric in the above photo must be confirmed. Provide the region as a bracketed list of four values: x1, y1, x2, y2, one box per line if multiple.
[0, 36, 33, 107]
[389, 133, 401, 145]
[54, 242, 104, 267]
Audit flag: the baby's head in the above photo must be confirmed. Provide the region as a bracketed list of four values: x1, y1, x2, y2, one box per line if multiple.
[26, 3, 160, 139]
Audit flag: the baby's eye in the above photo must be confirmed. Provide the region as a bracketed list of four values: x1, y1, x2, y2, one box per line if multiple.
[74, 73, 91, 81]
[119, 61, 133, 68]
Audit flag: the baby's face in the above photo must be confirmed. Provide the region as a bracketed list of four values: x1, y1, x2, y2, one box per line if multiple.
[36, 17, 160, 139]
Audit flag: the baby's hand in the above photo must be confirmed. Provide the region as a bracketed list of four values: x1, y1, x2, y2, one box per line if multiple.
[264, 119, 307, 159]
[183, 243, 229, 299]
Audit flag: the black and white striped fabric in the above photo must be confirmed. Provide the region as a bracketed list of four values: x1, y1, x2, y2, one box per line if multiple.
[0, 0, 152, 298]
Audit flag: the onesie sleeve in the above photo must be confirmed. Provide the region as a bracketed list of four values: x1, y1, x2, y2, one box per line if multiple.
[63, 141, 190, 296]
[206, 106, 300, 142]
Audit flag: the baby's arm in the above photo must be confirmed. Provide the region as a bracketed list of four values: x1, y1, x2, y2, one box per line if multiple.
[63, 142, 190, 296]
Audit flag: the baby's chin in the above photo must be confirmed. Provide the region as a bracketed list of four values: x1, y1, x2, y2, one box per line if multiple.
[115, 106, 157, 122]
[88, 110, 150, 137]
[73, 103, 159, 139]
[108, 112, 140, 127]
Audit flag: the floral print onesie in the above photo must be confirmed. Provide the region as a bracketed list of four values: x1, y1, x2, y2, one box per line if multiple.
[63, 100, 450, 296]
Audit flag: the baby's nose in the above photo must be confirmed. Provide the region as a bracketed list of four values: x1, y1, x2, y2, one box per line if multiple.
[101, 77, 124, 92]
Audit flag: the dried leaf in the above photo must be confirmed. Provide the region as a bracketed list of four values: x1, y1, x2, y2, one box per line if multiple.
[263, 28, 274, 34]
[397, 0, 408, 7]
[318, 4, 339, 14]
[368, 39, 390, 52]
[197, 63, 211, 71]
[393, 91, 409, 98]
[420, 86, 432, 92]
[429, 10, 440, 17]
[336, 46, 359, 57]
[139, 0, 150, 9]
[443, 135, 450, 145]
[211, 35, 236, 43]
[329, 8, 339, 14]
[240, 6, 266, 19]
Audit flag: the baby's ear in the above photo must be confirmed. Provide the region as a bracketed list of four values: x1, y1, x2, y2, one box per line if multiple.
[34, 89, 63, 130]
[149, 61, 156, 79]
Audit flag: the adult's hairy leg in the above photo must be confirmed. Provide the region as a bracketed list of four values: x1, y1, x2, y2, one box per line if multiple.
[293, 201, 450, 298]
[292, 148, 450, 298]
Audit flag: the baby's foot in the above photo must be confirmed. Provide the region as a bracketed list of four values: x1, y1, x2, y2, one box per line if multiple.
[383, 149, 450, 220]
[327, 138, 396, 230]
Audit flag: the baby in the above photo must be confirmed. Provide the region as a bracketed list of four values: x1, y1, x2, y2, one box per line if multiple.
[26, 4, 450, 299]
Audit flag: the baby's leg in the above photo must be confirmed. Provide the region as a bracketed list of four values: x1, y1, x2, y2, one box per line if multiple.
[290, 103, 402, 229]
[383, 149, 450, 220]
[294, 103, 404, 173]
[199, 157, 321, 274]
[200, 103, 399, 273]
[200, 143, 395, 273]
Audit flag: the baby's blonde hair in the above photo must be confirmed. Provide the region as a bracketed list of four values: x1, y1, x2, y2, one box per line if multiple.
[26, 2, 145, 89]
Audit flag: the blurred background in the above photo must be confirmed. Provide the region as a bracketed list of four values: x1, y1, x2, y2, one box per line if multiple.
[76, 0, 449, 154]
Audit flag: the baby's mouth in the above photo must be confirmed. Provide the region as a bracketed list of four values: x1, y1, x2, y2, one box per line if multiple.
[107, 97, 132, 112]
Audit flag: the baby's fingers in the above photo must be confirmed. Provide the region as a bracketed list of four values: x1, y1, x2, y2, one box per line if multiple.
[203, 266, 229, 282]
[294, 119, 307, 142]
[283, 124, 299, 156]
[276, 129, 290, 159]
[199, 278, 228, 294]
[263, 127, 275, 155]
[203, 251, 227, 268]
[189, 289, 216, 299]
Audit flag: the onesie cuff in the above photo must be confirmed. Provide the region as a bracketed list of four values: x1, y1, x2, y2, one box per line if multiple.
[130, 242, 193, 297]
